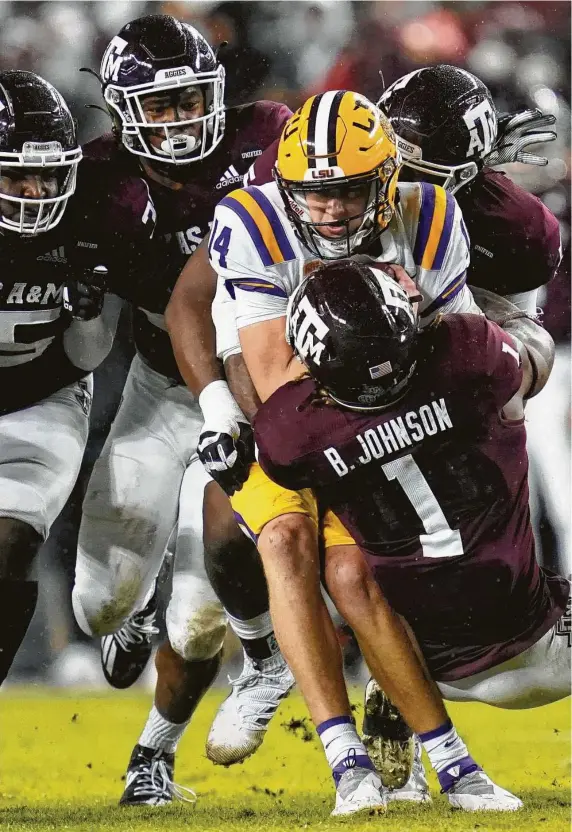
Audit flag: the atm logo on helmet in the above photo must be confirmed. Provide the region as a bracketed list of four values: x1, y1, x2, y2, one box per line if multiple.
[291, 295, 329, 366]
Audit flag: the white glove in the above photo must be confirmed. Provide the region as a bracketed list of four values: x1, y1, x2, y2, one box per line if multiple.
[485, 108, 557, 167]
[197, 380, 255, 495]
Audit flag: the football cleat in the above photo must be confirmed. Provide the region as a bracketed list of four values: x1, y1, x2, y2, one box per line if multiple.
[206, 650, 295, 765]
[331, 766, 387, 817]
[387, 737, 432, 804]
[119, 744, 196, 806]
[445, 768, 523, 812]
[100, 583, 159, 689]
[362, 677, 414, 789]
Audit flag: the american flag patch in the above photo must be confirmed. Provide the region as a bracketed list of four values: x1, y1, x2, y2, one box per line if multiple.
[369, 360, 392, 379]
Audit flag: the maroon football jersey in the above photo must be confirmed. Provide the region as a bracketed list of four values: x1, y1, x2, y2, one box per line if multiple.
[83, 100, 291, 380]
[458, 167, 562, 294]
[0, 157, 155, 415]
[255, 314, 569, 681]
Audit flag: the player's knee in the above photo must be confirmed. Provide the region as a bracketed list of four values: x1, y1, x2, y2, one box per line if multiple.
[0, 518, 42, 579]
[72, 561, 143, 637]
[325, 545, 373, 609]
[167, 601, 227, 661]
[259, 513, 318, 575]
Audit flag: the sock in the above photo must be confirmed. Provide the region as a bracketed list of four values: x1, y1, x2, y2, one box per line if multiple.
[226, 610, 280, 663]
[317, 715, 375, 784]
[0, 580, 38, 685]
[418, 719, 480, 792]
[138, 705, 190, 754]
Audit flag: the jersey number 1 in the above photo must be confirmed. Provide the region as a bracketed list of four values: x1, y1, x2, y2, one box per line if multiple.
[382, 454, 464, 558]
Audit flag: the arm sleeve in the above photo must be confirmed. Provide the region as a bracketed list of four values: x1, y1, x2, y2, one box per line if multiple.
[450, 315, 524, 408]
[208, 198, 290, 330]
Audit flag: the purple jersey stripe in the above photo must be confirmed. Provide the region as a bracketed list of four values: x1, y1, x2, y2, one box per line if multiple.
[233, 510, 258, 543]
[244, 187, 297, 262]
[233, 279, 288, 299]
[413, 182, 437, 266]
[220, 195, 274, 267]
[432, 190, 457, 270]
[420, 271, 467, 318]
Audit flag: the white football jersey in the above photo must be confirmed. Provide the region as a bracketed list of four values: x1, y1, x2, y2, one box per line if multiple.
[209, 180, 476, 360]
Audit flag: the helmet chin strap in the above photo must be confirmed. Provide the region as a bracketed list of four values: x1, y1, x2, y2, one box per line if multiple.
[158, 133, 201, 158]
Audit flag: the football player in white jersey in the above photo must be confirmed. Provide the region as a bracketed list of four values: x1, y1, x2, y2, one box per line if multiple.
[168, 90, 548, 814]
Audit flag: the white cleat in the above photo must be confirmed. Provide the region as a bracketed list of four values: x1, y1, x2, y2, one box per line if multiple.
[387, 738, 432, 804]
[331, 767, 387, 817]
[206, 651, 295, 765]
[446, 769, 523, 812]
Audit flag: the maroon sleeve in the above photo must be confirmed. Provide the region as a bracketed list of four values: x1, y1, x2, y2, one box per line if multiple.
[443, 314, 524, 409]
[459, 168, 562, 294]
[245, 137, 281, 186]
[243, 100, 291, 186]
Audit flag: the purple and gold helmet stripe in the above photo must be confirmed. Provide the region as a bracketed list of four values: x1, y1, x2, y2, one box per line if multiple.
[220, 187, 295, 267]
[420, 270, 467, 318]
[305, 94, 322, 166]
[326, 90, 346, 166]
[307, 90, 346, 169]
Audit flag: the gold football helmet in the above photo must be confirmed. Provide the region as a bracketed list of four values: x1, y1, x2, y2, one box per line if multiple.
[275, 90, 401, 259]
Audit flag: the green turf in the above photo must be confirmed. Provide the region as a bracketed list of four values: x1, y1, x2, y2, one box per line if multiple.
[0, 689, 569, 831]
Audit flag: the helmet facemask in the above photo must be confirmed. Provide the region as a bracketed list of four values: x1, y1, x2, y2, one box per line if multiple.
[104, 66, 225, 165]
[396, 135, 479, 194]
[276, 157, 399, 260]
[0, 141, 81, 235]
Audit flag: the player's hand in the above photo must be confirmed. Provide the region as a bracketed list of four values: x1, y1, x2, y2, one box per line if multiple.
[63, 265, 108, 321]
[197, 380, 256, 496]
[198, 421, 255, 496]
[485, 108, 557, 167]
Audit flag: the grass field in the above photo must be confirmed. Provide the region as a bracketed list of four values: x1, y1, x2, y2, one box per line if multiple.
[0, 688, 569, 832]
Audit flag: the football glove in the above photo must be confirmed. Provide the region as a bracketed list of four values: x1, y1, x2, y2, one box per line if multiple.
[197, 380, 255, 496]
[63, 265, 108, 321]
[485, 108, 557, 167]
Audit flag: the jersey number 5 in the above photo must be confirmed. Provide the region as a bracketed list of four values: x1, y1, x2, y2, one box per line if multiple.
[209, 220, 232, 269]
[382, 454, 464, 558]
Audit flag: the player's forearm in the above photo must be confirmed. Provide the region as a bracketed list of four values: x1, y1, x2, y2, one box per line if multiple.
[166, 291, 224, 397]
[239, 319, 305, 403]
[63, 293, 123, 371]
[223, 353, 261, 422]
[469, 285, 554, 397]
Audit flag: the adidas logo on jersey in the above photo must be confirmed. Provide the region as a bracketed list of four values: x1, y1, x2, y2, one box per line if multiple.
[216, 165, 243, 189]
[37, 246, 67, 263]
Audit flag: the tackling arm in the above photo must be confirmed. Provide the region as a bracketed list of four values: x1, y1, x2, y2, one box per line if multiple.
[165, 238, 224, 397]
[239, 316, 305, 403]
[470, 285, 554, 398]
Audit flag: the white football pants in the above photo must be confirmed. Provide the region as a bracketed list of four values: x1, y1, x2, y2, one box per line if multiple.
[72, 354, 226, 661]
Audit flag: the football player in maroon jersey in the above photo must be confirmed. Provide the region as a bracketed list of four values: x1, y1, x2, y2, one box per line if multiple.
[70, 14, 293, 804]
[254, 260, 570, 808]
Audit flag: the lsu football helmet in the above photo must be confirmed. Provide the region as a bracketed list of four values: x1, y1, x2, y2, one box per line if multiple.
[287, 260, 418, 410]
[275, 91, 401, 259]
[100, 14, 225, 165]
[379, 65, 498, 194]
[0, 70, 81, 235]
